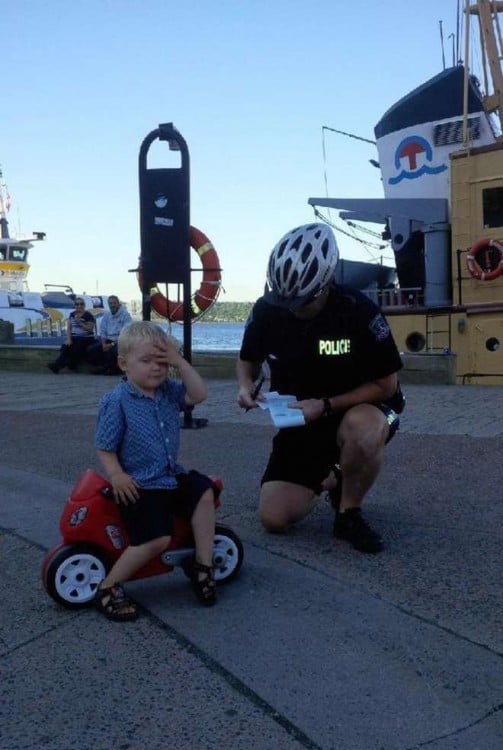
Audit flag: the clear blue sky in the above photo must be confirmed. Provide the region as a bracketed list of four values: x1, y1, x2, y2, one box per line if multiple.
[3, 0, 459, 303]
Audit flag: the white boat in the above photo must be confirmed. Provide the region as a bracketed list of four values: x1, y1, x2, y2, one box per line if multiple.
[0, 170, 107, 340]
[310, 0, 503, 385]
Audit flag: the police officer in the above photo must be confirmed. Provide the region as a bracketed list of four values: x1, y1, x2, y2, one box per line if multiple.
[237, 223, 404, 553]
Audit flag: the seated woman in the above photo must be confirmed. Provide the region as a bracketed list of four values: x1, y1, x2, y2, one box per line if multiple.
[47, 297, 96, 373]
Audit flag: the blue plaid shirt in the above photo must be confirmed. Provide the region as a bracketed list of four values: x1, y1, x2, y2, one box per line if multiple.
[95, 378, 187, 489]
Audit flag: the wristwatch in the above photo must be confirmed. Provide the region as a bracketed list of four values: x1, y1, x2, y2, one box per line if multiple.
[321, 396, 334, 418]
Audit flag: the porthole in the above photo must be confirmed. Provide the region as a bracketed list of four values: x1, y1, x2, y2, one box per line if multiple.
[406, 331, 426, 352]
[486, 337, 500, 352]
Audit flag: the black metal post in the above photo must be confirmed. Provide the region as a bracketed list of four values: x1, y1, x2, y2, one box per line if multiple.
[138, 122, 207, 428]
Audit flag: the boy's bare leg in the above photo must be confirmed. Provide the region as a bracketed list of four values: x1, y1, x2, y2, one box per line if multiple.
[191, 489, 216, 567]
[96, 536, 172, 616]
[101, 535, 172, 588]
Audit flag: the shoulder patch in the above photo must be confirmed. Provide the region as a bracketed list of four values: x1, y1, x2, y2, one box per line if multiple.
[369, 313, 390, 341]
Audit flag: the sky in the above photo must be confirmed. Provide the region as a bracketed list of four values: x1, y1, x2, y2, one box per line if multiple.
[3, 0, 463, 304]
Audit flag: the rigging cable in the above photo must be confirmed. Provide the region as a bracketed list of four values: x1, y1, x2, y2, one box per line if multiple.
[312, 207, 392, 259]
[321, 127, 332, 222]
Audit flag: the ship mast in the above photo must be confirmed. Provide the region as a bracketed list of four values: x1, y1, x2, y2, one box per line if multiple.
[0, 167, 10, 240]
[467, 0, 503, 139]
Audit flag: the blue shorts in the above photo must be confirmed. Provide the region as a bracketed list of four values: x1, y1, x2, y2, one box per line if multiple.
[261, 404, 399, 492]
[119, 470, 214, 546]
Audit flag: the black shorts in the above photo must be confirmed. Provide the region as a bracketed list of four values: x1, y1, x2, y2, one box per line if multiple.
[261, 405, 399, 492]
[119, 470, 214, 546]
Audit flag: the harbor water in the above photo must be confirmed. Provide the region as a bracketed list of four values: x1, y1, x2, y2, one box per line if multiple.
[17, 321, 246, 352]
[157, 321, 245, 351]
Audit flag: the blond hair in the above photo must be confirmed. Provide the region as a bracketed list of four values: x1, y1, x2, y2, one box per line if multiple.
[118, 321, 169, 357]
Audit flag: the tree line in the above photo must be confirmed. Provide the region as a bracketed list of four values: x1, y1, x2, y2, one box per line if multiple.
[129, 300, 253, 323]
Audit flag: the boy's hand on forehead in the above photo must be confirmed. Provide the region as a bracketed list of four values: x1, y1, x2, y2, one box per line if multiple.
[155, 338, 184, 367]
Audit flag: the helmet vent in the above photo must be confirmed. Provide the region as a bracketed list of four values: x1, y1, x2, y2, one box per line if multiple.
[266, 223, 339, 302]
[301, 242, 313, 263]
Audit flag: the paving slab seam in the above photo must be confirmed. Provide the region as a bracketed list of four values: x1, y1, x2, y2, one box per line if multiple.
[402, 701, 503, 750]
[17, 522, 503, 747]
[1, 525, 321, 750]
[244, 539, 503, 660]
[144, 609, 324, 750]
[0, 526, 48, 555]
[1, 611, 320, 750]
[1, 606, 81, 658]
[4, 521, 503, 663]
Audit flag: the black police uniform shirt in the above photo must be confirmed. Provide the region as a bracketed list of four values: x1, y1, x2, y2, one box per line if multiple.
[240, 285, 403, 400]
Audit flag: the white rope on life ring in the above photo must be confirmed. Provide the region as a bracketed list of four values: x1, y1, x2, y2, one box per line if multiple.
[466, 238, 503, 281]
[137, 226, 222, 321]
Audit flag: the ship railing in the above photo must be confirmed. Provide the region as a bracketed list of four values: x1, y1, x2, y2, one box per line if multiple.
[378, 287, 423, 309]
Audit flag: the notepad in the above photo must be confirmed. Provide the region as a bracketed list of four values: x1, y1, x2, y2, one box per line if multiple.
[257, 392, 305, 429]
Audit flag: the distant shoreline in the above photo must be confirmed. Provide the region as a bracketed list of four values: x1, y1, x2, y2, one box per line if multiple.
[144, 300, 253, 324]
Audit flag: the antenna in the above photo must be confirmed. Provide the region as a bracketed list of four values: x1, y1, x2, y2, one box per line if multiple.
[448, 32, 456, 65]
[456, 0, 461, 63]
[440, 19, 446, 70]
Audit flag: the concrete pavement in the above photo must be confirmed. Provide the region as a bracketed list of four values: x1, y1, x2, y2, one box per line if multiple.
[1, 370, 503, 435]
[1, 371, 502, 750]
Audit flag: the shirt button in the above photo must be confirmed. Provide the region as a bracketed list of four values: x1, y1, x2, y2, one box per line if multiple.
[160, 422, 164, 427]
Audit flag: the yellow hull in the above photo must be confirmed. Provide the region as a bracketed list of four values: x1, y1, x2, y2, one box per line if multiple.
[387, 307, 503, 385]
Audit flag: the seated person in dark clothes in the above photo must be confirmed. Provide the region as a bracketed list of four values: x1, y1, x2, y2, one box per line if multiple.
[47, 297, 96, 373]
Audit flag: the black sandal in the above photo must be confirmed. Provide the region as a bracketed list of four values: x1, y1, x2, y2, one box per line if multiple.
[94, 583, 138, 622]
[191, 562, 217, 607]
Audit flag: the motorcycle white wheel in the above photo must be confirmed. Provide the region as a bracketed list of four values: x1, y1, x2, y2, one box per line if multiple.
[44, 544, 108, 609]
[212, 524, 244, 583]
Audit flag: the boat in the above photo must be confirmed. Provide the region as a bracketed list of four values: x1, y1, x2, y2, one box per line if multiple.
[310, 0, 503, 385]
[0, 170, 108, 340]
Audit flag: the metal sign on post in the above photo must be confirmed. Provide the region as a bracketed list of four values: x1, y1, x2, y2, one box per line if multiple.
[138, 123, 190, 315]
[138, 122, 207, 428]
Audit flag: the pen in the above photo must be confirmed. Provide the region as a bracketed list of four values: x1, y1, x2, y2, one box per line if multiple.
[246, 375, 265, 412]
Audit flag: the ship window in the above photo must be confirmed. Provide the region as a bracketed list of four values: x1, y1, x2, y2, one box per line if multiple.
[9, 246, 28, 261]
[482, 187, 503, 228]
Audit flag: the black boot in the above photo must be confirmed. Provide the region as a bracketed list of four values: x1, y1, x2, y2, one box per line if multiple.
[334, 508, 384, 554]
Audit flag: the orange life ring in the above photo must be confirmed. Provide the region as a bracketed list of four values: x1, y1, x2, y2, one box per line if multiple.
[137, 226, 221, 322]
[466, 238, 503, 281]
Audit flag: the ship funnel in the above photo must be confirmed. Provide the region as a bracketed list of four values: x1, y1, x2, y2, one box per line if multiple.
[374, 66, 496, 303]
[375, 66, 496, 203]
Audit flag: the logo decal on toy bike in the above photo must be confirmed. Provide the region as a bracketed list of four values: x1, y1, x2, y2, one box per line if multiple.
[106, 524, 126, 550]
[69, 507, 88, 526]
[318, 338, 351, 356]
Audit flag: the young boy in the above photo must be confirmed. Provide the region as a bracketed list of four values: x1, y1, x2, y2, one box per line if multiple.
[94, 321, 217, 621]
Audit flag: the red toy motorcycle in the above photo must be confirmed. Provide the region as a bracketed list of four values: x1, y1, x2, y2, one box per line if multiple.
[41, 469, 244, 609]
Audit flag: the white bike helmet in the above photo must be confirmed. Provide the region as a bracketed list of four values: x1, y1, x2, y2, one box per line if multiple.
[265, 223, 339, 308]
